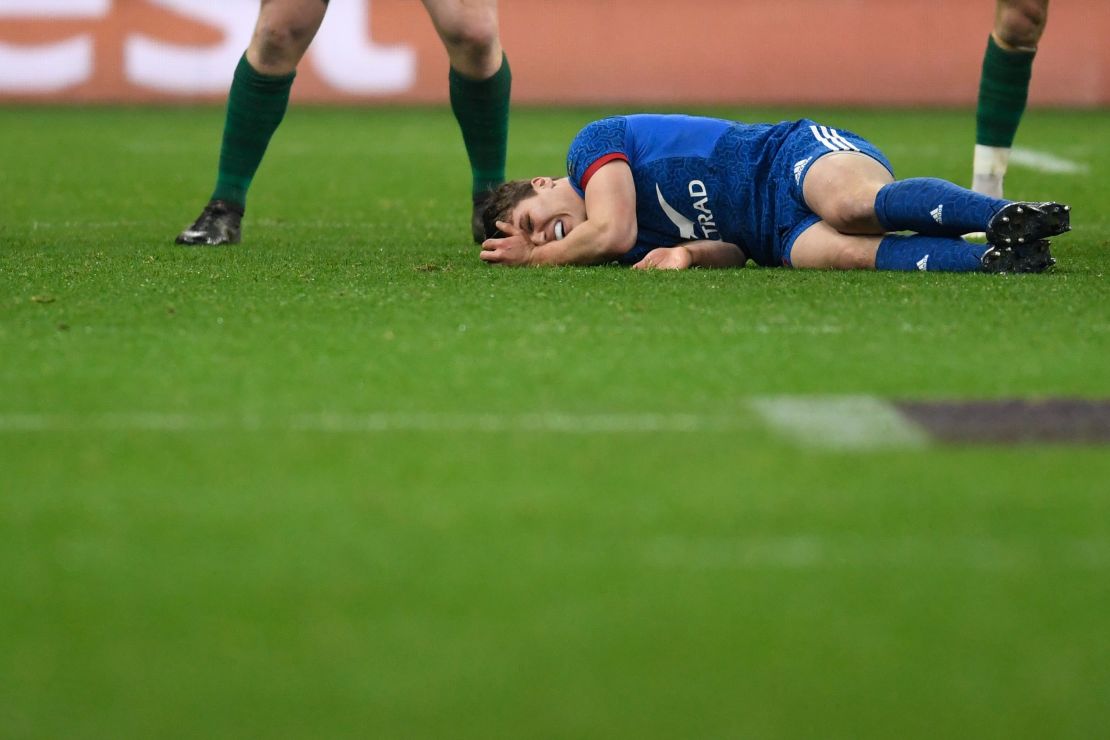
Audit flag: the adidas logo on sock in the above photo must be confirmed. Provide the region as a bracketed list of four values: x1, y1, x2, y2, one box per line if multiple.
[930, 205, 944, 224]
[917, 255, 930, 271]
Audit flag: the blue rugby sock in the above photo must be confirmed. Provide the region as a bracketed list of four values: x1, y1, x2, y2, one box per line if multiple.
[875, 178, 1009, 236]
[875, 234, 991, 272]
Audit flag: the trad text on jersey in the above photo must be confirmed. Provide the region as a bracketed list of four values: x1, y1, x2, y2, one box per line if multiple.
[689, 180, 718, 239]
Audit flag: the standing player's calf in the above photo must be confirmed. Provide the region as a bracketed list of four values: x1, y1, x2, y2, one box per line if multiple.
[973, 0, 1051, 198]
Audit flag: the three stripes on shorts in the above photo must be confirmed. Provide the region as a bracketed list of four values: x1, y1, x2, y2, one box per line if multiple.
[810, 124, 859, 152]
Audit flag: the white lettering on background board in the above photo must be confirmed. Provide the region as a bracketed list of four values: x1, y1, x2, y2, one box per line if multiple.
[0, 0, 110, 91]
[0, 0, 416, 95]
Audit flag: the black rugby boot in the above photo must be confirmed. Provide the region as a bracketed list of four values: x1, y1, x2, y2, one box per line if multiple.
[980, 238, 1056, 274]
[986, 201, 1071, 249]
[175, 200, 243, 246]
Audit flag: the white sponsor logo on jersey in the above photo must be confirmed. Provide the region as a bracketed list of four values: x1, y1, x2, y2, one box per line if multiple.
[687, 180, 719, 239]
[656, 185, 696, 239]
[656, 180, 719, 240]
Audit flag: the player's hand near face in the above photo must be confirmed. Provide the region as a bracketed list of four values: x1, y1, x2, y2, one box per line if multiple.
[633, 241, 747, 270]
[480, 220, 534, 265]
[633, 246, 693, 270]
[481, 162, 638, 267]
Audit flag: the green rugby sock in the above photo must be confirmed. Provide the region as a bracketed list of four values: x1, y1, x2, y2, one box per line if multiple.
[210, 55, 296, 210]
[976, 35, 1036, 148]
[449, 53, 511, 195]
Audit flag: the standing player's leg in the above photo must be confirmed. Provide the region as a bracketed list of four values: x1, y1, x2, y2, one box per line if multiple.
[176, 0, 329, 246]
[422, 0, 511, 242]
[972, 0, 1050, 198]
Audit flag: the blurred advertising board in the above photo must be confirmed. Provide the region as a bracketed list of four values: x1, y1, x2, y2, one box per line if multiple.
[1, 0, 1107, 105]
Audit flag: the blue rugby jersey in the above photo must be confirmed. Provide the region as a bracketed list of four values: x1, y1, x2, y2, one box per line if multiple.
[566, 114, 803, 265]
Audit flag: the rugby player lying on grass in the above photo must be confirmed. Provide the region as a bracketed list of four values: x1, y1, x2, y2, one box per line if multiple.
[478, 114, 1070, 273]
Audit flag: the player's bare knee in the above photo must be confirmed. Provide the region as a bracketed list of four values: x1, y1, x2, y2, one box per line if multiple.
[439, 13, 498, 55]
[252, 21, 313, 69]
[995, 0, 1048, 48]
[837, 242, 875, 270]
[825, 191, 880, 234]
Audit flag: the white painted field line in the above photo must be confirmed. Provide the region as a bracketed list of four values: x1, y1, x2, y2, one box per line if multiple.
[0, 397, 932, 449]
[293, 411, 731, 434]
[749, 396, 928, 450]
[0, 412, 232, 432]
[644, 534, 1110, 572]
[0, 411, 741, 435]
[1010, 147, 1090, 175]
[30, 220, 159, 230]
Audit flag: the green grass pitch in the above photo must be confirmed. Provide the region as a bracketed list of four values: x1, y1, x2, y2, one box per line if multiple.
[1, 105, 1108, 738]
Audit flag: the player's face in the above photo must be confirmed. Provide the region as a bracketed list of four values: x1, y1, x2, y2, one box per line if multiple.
[509, 177, 586, 245]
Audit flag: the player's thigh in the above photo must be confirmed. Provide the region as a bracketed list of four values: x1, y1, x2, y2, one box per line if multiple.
[249, 0, 329, 71]
[788, 220, 882, 270]
[802, 152, 894, 235]
[994, 0, 1050, 48]
[421, 0, 502, 76]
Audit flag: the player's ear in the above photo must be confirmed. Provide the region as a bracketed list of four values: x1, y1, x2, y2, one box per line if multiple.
[531, 176, 552, 190]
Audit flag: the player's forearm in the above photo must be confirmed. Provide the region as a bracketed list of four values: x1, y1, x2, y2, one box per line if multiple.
[683, 240, 747, 268]
[529, 219, 636, 266]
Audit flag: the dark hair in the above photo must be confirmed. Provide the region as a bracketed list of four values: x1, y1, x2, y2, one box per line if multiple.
[480, 179, 546, 240]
